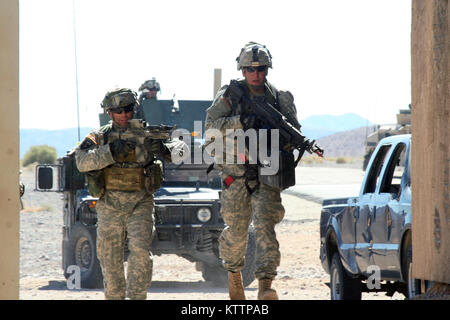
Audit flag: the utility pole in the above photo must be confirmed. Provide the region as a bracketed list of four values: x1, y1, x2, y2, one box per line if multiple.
[213, 68, 222, 99]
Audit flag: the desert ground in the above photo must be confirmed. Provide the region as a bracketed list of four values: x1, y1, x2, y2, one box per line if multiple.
[18, 162, 404, 300]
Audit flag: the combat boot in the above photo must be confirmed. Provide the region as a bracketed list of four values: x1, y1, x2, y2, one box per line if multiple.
[228, 271, 246, 300]
[257, 278, 279, 300]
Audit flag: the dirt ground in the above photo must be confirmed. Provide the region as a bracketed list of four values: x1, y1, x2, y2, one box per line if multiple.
[19, 166, 404, 300]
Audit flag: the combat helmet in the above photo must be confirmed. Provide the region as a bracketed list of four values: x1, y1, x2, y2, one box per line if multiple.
[236, 41, 272, 70]
[139, 77, 161, 92]
[101, 88, 138, 112]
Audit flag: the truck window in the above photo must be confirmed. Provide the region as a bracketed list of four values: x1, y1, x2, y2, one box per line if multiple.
[363, 145, 392, 194]
[380, 143, 407, 196]
[405, 146, 411, 186]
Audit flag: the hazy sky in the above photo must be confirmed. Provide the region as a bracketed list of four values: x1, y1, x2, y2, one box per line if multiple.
[19, 0, 412, 130]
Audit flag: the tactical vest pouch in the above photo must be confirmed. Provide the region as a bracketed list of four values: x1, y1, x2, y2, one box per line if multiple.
[258, 151, 296, 190]
[144, 160, 163, 193]
[86, 170, 105, 198]
[114, 148, 137, 163]
[104, 167, 145, 191]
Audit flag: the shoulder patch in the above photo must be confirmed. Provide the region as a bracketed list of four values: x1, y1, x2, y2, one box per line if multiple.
[79, 134, 97, 150]
[86, 133, 97, 145]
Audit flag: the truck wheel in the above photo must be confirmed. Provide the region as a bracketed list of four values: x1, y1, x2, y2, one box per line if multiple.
[64, 223, 103, 289]
[202, 226, 256, 287]
[202, 264, 228, 286]
[330, 252, 361, 300]
[403, 242, 421, 299]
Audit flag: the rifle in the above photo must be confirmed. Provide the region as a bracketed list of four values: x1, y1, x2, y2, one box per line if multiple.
[108, 119, 182, 163]
[226, 80, 324, 165]
[108, 119, 174, 141]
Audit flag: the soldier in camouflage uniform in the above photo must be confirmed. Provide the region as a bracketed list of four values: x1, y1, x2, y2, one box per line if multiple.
[136, 78, 161, 120]
[75, 88, 187, 300]
[205, 42, 301, 300]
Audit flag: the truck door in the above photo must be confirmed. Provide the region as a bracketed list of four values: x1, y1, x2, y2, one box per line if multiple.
[372, 141, 408, 279]
[336, 200, 359, 271]
[355, 144, 392, 274]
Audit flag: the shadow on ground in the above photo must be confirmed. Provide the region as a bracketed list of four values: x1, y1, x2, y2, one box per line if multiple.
[36, 279, 257, 294]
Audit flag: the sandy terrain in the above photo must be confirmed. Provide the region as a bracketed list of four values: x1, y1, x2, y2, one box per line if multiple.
[18, 165, 404, 300]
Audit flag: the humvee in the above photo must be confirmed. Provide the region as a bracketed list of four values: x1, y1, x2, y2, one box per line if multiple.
[36, 98, 256, 288]
[363, 106, 411, 170]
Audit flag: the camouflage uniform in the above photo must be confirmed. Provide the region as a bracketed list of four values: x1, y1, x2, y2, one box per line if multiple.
[75, 88, 186, 300]
[205, 79, 300, 281]
[136, 78, 161, 120]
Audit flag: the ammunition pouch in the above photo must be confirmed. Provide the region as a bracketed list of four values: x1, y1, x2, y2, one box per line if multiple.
[104, 167, 145, 191]
[144, 160, 164, 194]
[86, 170, 105, 198]
[114, 148, 137, 163]
[258, 151, 296, 191]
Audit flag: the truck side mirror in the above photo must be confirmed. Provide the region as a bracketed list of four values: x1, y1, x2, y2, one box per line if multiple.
[35, 165, 61, 191]
[38, 167, 53, 189]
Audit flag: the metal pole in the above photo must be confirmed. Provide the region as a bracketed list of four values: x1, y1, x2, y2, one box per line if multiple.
[213, 68, 222, 99]
[72, 0, 81, 141]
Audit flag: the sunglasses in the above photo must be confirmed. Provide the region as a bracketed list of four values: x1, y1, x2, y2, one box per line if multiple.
[244, 66, 267, 73]
[111, 105, 134, 114]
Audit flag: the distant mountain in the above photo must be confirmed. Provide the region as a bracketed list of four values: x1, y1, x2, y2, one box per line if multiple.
[300, 113, 373, 139]
[20, 127, 94, 159]
[316, 125, 378, 158]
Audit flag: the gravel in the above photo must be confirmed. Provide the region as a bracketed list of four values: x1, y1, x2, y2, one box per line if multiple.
[18, 164, 404, 300]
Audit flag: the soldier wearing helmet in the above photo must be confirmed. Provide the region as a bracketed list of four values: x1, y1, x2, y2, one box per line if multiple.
[136, 78, 161, 120]
[205, 42, 301, 300]
[74, 87, 186, 300]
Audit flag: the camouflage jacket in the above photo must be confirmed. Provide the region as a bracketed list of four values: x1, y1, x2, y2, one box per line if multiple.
[75, 120, 186, 171]
[204, 79, 300, 176]
[75, 120, 188, 200]
[75, 122, 146, 172]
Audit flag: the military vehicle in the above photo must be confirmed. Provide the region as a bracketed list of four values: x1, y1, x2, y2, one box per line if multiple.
[36, 96, 257, 289]
[363, 105, 411, 170]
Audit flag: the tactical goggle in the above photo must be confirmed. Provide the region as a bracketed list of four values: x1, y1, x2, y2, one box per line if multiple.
[110, 104, 134, 114]
[244, 66, 268, 73]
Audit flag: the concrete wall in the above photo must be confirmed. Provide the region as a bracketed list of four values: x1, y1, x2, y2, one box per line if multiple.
[0, 0, 20, 299]
[411, 0, 449, 283]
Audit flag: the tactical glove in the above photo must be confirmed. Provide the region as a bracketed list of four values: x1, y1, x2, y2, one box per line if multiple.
[240, 113, 259, 130]
[109, 139, 136, 160]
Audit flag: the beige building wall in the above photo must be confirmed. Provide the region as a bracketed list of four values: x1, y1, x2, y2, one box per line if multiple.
[0, 0, 20, 299]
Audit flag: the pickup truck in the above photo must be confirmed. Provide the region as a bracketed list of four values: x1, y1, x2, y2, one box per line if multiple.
[320, 134, 425, 299]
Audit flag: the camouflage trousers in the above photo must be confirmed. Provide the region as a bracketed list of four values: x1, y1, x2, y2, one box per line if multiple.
[219, 172, 285, 280]
[96, 190, 155, 300]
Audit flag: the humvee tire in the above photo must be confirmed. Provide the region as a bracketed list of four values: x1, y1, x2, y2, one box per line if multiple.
[63, 223, 103, 289]
[202, 226, 256, 287]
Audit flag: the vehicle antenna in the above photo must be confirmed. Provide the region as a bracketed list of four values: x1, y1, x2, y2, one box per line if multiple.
[72, 0, 81, 142]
